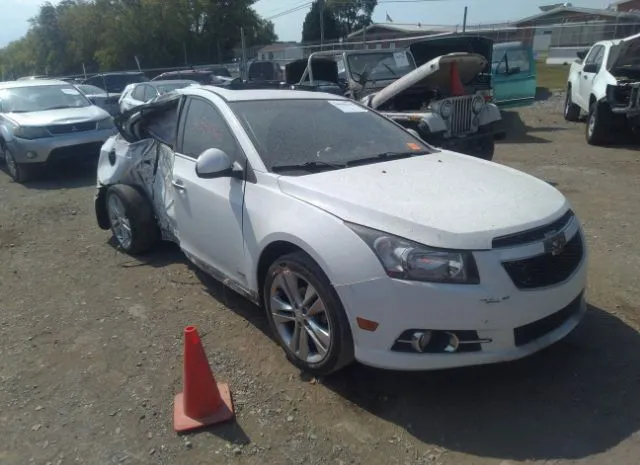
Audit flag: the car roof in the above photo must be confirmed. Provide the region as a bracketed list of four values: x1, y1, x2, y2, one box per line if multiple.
[150, 79, 196, 86]
[0, 79, 69, 89]
[183, 86, 348, 102]
[91, 72, 145, 77]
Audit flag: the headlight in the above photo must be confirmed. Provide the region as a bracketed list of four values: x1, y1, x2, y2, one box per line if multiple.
[13, 126, 50, 139]
[439, 100, 453, 119]
[96, 117, 115, 130]
[472, 95, 485, 114]
[347, 223, 479, 284]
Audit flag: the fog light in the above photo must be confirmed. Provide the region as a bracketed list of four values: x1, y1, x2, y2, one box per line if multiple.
[26, 151, 37, 159]
[410, 331, 432, 353]
[444, 332, 460, 353]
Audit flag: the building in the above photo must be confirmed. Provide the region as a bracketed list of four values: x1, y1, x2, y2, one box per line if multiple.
[609, 0, 640, 12]
[256, 42, 303, 61]
[345, 23, 455, 49]
[512, 4, 640, 48]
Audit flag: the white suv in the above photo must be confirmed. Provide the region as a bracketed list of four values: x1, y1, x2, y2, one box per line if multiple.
[95, 87, 587, 375]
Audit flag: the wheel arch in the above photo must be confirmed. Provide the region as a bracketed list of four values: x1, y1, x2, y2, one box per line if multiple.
[255, 237, 332, 306]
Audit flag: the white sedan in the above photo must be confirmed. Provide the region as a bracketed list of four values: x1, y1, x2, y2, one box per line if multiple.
[95, 87, 587, 375]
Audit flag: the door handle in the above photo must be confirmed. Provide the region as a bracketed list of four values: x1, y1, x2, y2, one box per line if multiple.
[171, 180, 186, 191]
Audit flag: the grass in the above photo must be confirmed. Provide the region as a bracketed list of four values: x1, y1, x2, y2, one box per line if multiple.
[536, 60, 571, 91]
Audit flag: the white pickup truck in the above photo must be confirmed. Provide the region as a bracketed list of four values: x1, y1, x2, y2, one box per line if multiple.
[565, 32, 640, 145]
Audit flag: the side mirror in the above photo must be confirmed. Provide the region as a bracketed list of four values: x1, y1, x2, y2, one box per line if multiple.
[577, 50, 587, 60]
[195, 148, 243, 179]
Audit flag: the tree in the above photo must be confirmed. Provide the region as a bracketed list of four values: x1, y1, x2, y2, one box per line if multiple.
[0, 0, 278, 77]
[302, 0, 342, 44]
[328, 0, 377, 35]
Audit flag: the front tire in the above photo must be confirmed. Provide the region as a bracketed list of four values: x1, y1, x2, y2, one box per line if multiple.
[586, 101, 611, 145]
[263, 251, 354, 375]
[2, 146, 35, 183]
[564, 86, 581, 122]
[105, 184, 158, 255]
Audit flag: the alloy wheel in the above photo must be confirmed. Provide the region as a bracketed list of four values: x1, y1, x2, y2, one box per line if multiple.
[107, 194, 133, 250]
[269, 268, 332, 364]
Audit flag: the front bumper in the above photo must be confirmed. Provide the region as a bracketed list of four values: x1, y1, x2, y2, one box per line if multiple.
[334, 233, 588, 371]
[7, 128, 116, 164]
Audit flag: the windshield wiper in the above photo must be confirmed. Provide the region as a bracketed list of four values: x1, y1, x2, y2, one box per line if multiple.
[346, 151, 429, 167]
[271, 160, 347, 173]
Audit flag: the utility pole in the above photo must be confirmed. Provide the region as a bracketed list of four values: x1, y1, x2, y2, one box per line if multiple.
[183, 42, 188, 66]
[240, 27, 247, 80]
[462, 6, 468, 33]
[319, 0, 325, 51]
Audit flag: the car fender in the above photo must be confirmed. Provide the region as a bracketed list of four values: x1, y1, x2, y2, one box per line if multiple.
[0, 122, 16, 143]
[478, 102, 502, 126]
[592, 70, 615, 102]
[417, 113, 448, 134]
[243, 181, 386, 295]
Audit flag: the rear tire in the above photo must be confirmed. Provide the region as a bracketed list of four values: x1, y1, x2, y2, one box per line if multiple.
[564, 86, 581, 122]
[263, 251, 354, 376]
[105, 184, 158, 255]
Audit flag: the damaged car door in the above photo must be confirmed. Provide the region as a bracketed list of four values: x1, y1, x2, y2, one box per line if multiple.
[172, 96, 247, 284]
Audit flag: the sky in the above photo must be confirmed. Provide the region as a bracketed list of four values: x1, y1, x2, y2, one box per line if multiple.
[0, 0, 619, 47]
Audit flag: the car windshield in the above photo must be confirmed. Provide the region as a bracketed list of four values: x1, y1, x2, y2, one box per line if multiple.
[76, 84, 106, 95]
[0, 85, 91, 113]
[155, 82, 193, 95]
[346, 51, 415, 81]
[103, 74, 148, 93]
[230, 99, 432, 174]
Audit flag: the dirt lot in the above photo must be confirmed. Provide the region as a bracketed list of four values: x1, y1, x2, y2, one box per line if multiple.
[1, 92, 639, 465]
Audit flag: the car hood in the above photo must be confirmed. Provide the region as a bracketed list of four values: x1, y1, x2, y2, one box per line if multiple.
[610, 32, 640, 70]
[6, 105, 108, 126]
[277, 152, 569, 250]
[410, 35, 493, 68]
[368, 53, 487, 110]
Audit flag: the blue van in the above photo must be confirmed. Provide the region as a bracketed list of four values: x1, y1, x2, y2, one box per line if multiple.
[491, 42, 537, 108]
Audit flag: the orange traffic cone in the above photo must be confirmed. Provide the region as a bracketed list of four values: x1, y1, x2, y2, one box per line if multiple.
[173, 326, 234, 432]
[450, 61, 465, 96]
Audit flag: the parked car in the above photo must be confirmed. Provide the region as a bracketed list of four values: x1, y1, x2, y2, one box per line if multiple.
[152, 69, 230, 86]
[199, 65, 232, 78]
[492, 41, 537, 108]
[82, 72, 149, 108]
[95, 86, 587, 375]
[17, 75, 48, 81]
[291, 41, 503, 160]
[76, 84, 120, 116]
[119, 80, 196, 113]
[565, 32, 640, 145]
[0, 79, 115, 182]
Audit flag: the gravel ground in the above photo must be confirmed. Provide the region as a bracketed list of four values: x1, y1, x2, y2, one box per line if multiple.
[1, 92, 639, 465]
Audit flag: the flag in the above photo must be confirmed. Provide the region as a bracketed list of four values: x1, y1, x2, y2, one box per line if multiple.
[386, 12, 393, 22]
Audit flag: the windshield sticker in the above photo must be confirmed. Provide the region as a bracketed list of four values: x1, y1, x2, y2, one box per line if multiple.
[329, 100, 367, 113]
[61, 88, 81, 95]
[393, 52, 410, 68]
[407, 142, 422, 151]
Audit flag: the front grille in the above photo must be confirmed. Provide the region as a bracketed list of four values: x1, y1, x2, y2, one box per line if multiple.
[502, 232, 584, 289]
[47, 121, 97, 135]
[493, 210, 574, 248]
[514, 292, 583, 347]
[48, 142, 103, 163]
[449, 96, 474, 135]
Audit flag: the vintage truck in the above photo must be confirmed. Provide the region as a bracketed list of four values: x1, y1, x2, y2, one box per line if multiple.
[566, 32, 640, 145]
[290, 35, 504, 160]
